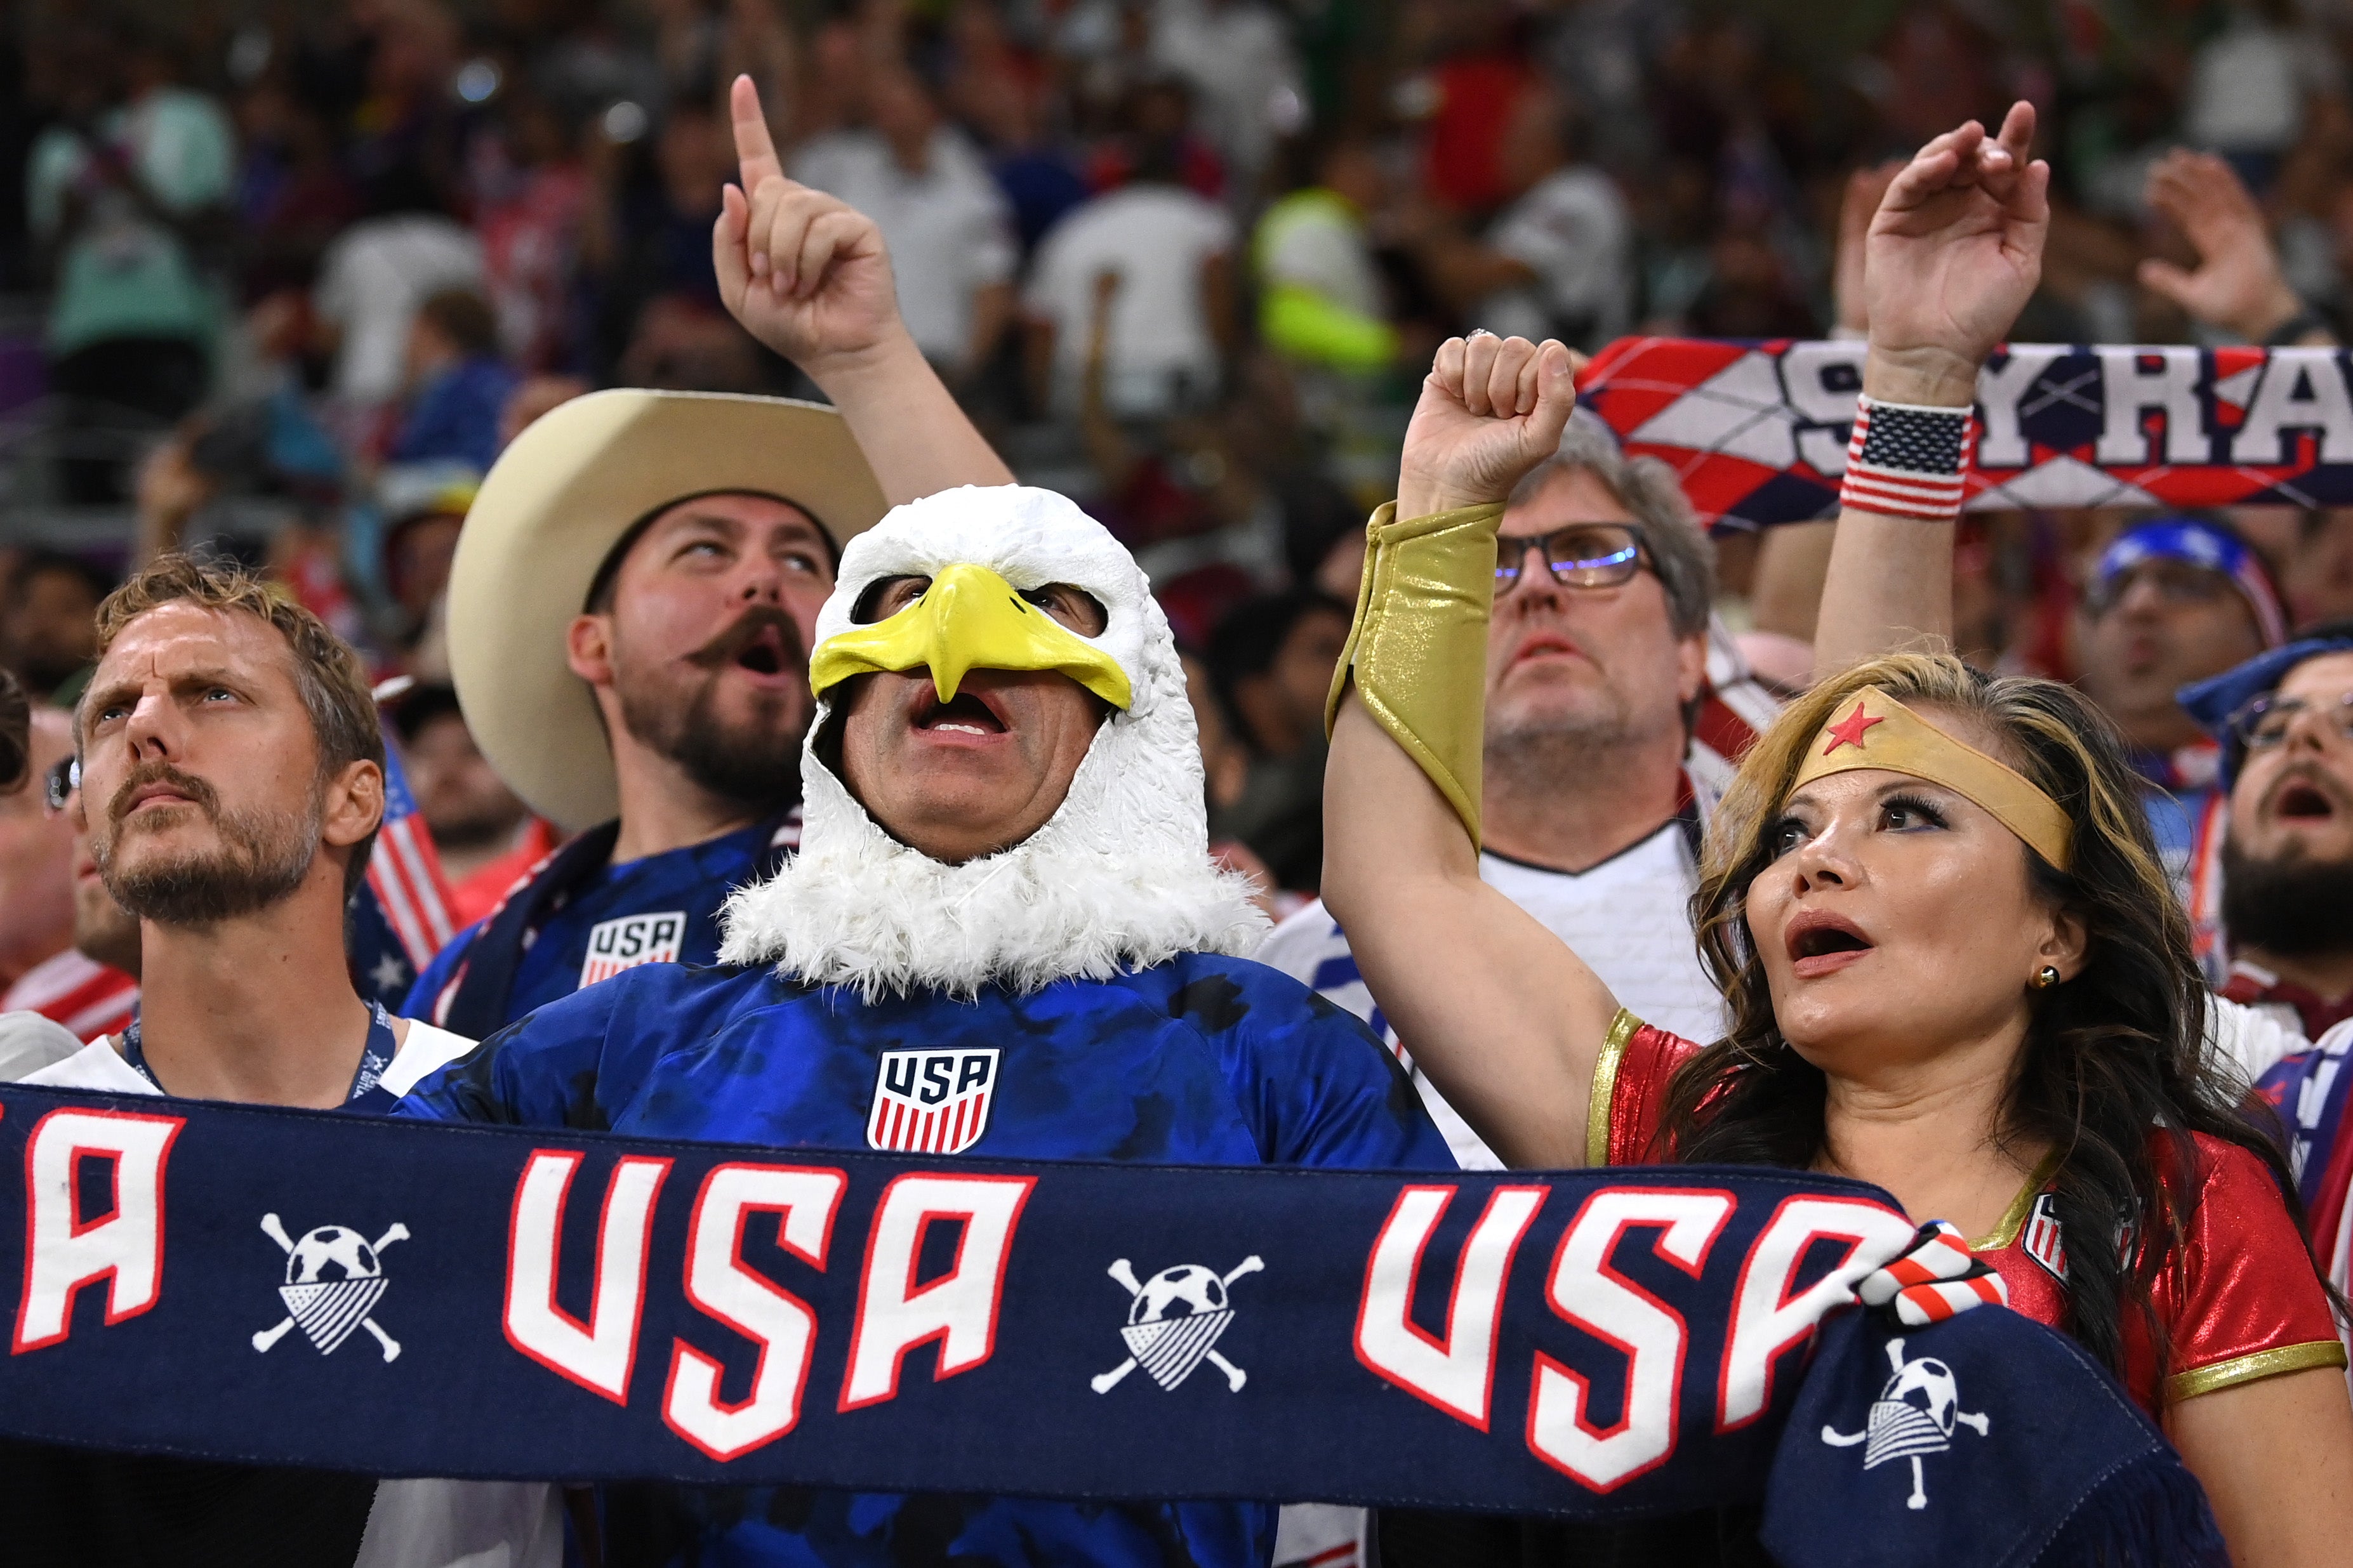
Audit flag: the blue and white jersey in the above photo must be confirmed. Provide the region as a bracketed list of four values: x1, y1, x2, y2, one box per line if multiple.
[395, 949, 1453, 1567]
[403, 817, 796, 1034]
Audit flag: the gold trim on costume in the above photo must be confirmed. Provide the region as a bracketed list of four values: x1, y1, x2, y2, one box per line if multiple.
[1970, 1150, 2063, 1252]
[1789, 687, 2073, 871]
[1586, 1009, 1644, 1168]
[2166, 1340, 2349, 1403]
[1323, 500, 1509, 847]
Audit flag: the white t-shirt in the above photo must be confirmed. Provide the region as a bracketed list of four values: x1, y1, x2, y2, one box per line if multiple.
[314, 214, 487, 406]
[792, 129, 1016, 372]
[1256, 823, 1721, 1171]
[17, 1022, 561, 1568]
[1024, 185, 1235, 418]
[1478, 165, 1633, 350]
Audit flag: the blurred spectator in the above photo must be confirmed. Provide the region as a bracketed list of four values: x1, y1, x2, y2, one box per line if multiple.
[1026, 111, 1236, 418]
[1204, 588, 1352, 890]
[579, 96, 738, 384]
[232, 81, 361, 301]
[1472, 89, 1633, 349]
[312, 164, 484, 410]
[792, 67, 1018, 383]
[2182, 0, 2339, 192]
[389, 288, 519, 472]
[377, 463, 480, 676]
[2075, 516, 2286, 898]
[27, 30, 235, 502]
[0, 711, 78, 996]
[470, 89, 589, 372]
[0, 712, 138, 1043]
[0, 551, 109, 705]
[392, 682, 555, 926]
[1254, 139, 1397, 374]
[1148, 0, 1303, 201]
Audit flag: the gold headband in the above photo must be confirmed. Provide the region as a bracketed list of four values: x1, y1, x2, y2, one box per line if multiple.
[1786, 687, 2073, 871]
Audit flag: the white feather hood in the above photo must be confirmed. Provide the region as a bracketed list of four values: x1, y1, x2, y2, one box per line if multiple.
[719, 484, 1267, 998]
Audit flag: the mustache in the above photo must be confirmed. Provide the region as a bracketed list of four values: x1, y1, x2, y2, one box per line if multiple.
[686, 605, 807, 671]
[107, 760, 220, 828]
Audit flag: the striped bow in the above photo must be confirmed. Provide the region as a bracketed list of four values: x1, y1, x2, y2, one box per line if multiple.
[1858, 1220, 2009, 1328]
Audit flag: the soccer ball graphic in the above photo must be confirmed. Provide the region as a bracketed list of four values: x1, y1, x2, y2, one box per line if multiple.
[286, 1226, 383, 1286]
[1127, 1264, 1230, 1327]
[1881, 1356, 1960, 1436]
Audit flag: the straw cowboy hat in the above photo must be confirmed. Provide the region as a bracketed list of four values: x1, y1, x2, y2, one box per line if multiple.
[446, 389, 889, 831]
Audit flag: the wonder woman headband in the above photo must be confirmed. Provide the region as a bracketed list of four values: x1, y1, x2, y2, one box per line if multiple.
[1789, 687, 2074, 871]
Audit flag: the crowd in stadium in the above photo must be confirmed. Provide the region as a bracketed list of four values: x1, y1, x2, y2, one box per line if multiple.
[10, 1, 2353, 1566]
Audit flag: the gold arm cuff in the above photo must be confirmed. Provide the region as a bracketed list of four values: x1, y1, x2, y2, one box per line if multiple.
[2166, 1340, 2349, 1403]
[1323, 499, 1509, 847]
[1586, 1008, 1645, 1168]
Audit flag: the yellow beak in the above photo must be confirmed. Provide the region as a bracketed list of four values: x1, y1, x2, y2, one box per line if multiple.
[809, 564, 1133, 710]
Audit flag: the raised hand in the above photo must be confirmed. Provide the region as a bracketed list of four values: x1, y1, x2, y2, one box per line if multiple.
[713, 74, 908, 376]
[2138, 149, 2309, 344]
[1396, 333, 1580, 520]
[1864, 101, 2050, 406]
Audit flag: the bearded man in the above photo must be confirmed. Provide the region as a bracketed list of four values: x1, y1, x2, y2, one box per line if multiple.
[408, 76, 1014, 1037]
[2176, 628, 2353, 1036]
[395, 484, 1453, 1565]
[1, 554, 549, 1566]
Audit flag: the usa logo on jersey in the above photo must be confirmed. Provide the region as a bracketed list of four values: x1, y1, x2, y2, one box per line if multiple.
[2023, 1193, 2067, 1282]
[579, 911, 686, 987]
[867, 1048, 999, 1154]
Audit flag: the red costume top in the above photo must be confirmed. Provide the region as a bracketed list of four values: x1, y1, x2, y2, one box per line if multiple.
[1591, 1013, 2345, 1412]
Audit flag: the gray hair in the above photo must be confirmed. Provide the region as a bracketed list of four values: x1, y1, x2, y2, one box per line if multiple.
[1508, 414, 1716, 639]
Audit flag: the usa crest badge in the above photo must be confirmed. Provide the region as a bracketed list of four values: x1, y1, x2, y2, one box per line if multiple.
[579, 911, 686, 987]
[2022, 1192, 2067, 1281]
[866, 1048, 1000, 1154]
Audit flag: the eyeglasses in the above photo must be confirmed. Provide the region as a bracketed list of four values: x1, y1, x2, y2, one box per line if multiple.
[1495, 524, 1652, 597]
[2083, 560, 2231, 617]
[2227, 691, 2353, 751]
[42, 756, 77, 815]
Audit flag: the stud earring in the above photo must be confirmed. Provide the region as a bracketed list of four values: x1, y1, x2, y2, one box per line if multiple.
[2031, 965, 2062, 990]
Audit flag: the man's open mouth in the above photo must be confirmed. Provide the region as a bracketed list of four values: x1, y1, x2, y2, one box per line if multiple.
[734, 624, 790, 676]
[915, 691, 1008, 736]
[2277, 780, 2338, 821]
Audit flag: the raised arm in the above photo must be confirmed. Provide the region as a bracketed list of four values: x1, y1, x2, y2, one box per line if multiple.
[714, 74, 1014, 503]
[1813, 103, 2049, 676]
[1322, 334, 1617, 1169]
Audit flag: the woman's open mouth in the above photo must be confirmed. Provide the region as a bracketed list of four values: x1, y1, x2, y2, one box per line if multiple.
[1786, 914, 1874, 978]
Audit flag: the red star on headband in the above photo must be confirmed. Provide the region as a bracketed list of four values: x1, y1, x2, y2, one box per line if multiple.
[1822, 703, 1884, 754]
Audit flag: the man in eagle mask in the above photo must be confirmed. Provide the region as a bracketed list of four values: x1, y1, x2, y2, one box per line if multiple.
[406, 77, 1014, 1038]
[396, 482, 1454, 1563]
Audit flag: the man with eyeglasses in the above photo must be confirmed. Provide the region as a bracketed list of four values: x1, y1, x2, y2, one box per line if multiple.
[0, 721, 138, 1049]
[1258, 416, 1779, 1166]
[2072, 516, 2288, 918]
[2173, 627, 2353, 1038]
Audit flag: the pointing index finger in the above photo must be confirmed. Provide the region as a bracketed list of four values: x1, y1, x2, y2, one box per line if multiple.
[730, 74, 784, 189]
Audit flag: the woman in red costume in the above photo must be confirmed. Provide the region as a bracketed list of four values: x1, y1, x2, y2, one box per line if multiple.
[1324, 103, 2353, 1565]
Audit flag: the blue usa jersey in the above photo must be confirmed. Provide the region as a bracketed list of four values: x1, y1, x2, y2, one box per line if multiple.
[397, 950, 1453, 1567]
[402, 820, 786, 1032]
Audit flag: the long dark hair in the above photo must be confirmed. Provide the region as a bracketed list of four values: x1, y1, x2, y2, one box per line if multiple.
[1658, 652, 2317, 1399]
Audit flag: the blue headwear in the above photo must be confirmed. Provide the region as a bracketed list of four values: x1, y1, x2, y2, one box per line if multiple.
[2096, 517, 2288, 650]
[2179, 635, 2353, 787]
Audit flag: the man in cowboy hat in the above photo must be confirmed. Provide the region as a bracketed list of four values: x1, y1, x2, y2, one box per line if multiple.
[406, 78, 1016, 1038]
[397, 479, 1455, 1564]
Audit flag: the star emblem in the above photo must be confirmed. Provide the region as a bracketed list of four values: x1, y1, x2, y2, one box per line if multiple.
[1822, 702, 1885, 754]
[370, 952, 411, 997]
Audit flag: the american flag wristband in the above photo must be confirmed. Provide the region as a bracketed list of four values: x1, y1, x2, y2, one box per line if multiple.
[1839, 394, 1976, 522]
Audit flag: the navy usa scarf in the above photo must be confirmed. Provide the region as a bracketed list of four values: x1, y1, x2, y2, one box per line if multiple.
[0, 1083, 2218, 1568]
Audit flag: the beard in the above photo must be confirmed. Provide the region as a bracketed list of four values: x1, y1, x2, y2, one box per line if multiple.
[96, 763, 321, 927]
[614, 607, 808, 814]
[2220, 833, 2353, 959]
